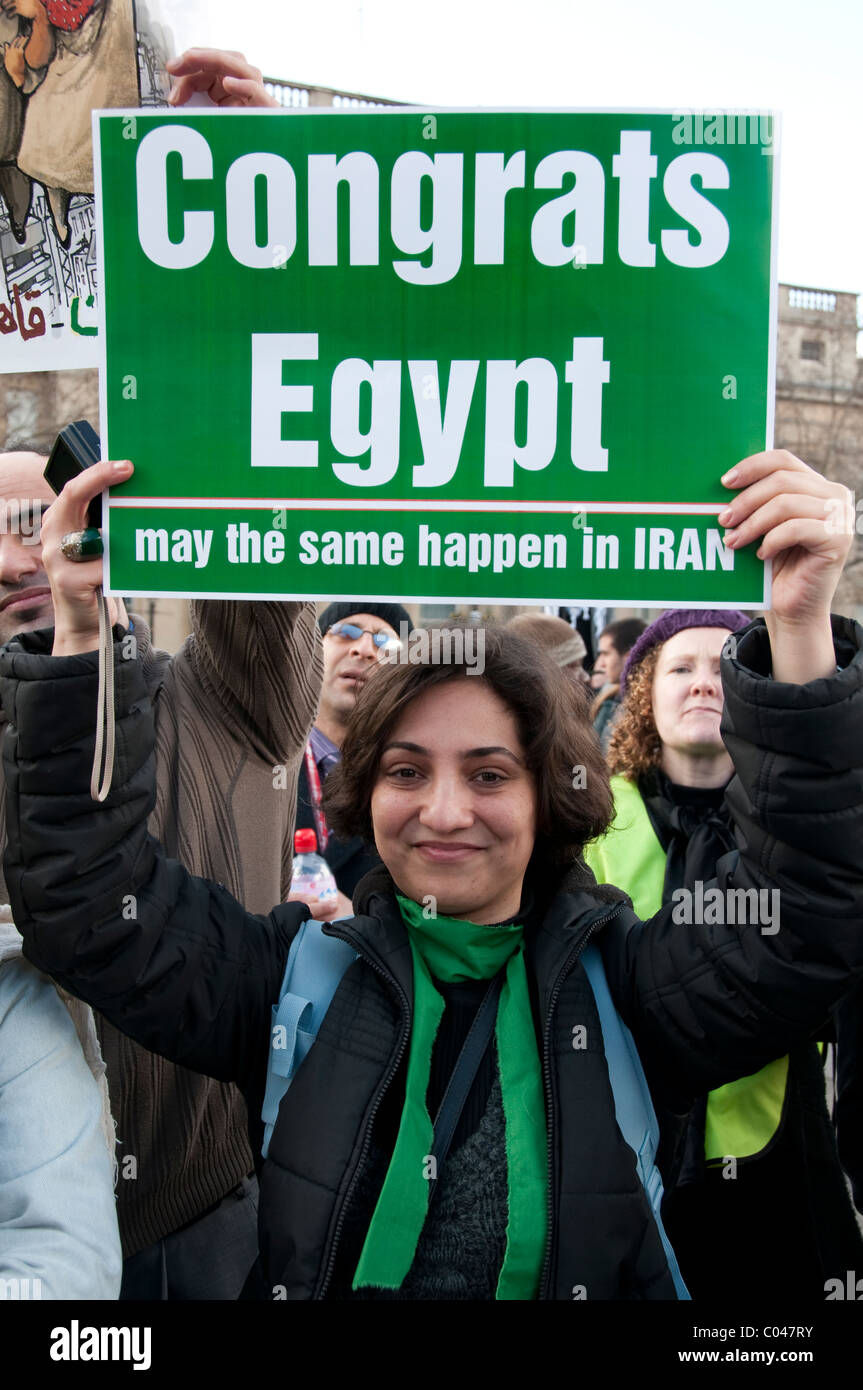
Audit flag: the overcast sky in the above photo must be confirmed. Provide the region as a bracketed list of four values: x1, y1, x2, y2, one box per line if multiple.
[172, 0, 861, 298]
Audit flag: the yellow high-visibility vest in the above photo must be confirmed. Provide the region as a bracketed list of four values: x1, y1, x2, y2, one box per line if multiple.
[583, 775, 788, 1161]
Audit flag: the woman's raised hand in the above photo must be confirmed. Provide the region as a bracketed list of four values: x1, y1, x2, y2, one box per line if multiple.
[40, 459, 132, 657]
[718, 449, 854, 682]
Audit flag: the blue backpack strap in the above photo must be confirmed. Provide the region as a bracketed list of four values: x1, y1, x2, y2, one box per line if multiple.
[261, 919, 358, 1159]
[582, 943, 690, 1300]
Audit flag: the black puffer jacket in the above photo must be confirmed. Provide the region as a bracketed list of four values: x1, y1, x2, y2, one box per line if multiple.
[2, 617, 863, 1300]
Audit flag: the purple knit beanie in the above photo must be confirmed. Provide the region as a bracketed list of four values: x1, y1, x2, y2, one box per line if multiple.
[620, 609, 751, 697]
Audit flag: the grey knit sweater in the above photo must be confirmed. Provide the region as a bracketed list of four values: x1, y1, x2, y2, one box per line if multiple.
[0, 600, 322, 1254]
[331, 1062, 509, 1300]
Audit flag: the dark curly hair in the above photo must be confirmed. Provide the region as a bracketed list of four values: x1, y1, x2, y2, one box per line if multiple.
[324, 626, 615, 871]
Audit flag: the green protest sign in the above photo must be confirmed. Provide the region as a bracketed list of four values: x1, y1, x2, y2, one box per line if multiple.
[94, 108, 776, 607]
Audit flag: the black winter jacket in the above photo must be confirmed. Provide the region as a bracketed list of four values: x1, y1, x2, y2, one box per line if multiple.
[2, 617, 863, 1300]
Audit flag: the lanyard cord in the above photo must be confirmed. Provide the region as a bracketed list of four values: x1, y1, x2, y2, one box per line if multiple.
[303, 742, 329, 850]
[90, 589, 115, 802]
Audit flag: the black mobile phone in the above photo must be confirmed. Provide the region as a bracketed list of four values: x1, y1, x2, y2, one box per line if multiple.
[43, 420, 103, 528]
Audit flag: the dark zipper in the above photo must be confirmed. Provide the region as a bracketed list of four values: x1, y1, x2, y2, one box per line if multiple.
[312, 922, 411, 1301]
[538, 901, 625, 1301]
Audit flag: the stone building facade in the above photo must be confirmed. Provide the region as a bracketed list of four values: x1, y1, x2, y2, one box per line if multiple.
[773, 284, 863, 622]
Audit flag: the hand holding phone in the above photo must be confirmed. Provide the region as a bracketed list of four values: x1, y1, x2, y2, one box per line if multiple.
[43, 420, 103, 528]
[39, 455, 133, 657]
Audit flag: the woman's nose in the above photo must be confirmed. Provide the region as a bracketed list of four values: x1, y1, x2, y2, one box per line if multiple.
[417, 776, 474, 830]
[691, 667, 719, 694]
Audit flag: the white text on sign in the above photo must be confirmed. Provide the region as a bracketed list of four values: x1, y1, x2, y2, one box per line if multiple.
[135, 128, 731, 279]
[250, 333, 610, 483]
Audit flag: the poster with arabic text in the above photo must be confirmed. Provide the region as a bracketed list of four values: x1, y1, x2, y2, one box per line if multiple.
[0, 0, 209, 372]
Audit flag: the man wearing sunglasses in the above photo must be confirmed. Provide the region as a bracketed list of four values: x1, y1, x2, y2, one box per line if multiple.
[292, 602, 412, 919]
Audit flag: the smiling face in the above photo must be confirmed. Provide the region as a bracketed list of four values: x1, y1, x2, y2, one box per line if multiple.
[369, 679, 538, 924]
[651, 627, 731, 770]
[0, 452, 55, 646]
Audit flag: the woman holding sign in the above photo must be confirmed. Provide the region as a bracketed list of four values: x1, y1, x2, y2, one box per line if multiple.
[2, 449, 861, 1299]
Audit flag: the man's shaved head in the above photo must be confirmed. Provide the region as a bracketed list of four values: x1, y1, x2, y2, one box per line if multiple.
[0, 450, 56, 645]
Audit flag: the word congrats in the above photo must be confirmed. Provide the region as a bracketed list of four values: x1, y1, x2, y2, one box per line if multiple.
[135, 125, 733, 278]
[97, 108, 776, 607]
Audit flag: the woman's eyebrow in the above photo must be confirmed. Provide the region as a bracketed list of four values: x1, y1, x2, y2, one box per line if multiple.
[465, 746, 523, 764]
[382, 741, 523, 764]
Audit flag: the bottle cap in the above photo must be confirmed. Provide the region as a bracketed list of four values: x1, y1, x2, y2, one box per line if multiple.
[294, 828, 318, 854]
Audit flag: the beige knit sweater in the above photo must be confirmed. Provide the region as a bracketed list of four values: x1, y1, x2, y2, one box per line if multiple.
[0, 599, 322, 1255]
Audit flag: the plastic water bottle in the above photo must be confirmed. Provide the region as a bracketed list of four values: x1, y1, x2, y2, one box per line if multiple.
[290, 828, 337, 908]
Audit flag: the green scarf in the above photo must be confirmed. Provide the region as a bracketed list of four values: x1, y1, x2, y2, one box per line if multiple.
[352, 894, 547, 1299]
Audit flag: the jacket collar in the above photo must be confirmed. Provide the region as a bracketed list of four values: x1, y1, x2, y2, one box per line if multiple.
[0, 615, 153, 667]
[334, 859, 630, 1009]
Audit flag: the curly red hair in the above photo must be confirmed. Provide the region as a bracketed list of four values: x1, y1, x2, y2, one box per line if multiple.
[606, 645, 662, 780]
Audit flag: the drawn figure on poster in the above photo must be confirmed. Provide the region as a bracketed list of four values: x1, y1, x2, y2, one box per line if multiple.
[0, 0, 137, 246]
[0, 0, 33, 239]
